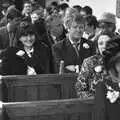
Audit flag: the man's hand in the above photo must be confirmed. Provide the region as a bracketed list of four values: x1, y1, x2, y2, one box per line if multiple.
[65, 65, 79, 73]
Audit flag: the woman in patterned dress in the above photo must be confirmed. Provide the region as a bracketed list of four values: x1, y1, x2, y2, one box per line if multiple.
[75, 30, 115, 99]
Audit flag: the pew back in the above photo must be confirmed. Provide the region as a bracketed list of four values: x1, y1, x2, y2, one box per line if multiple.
[2, 73, 78, 102]
[3, 98, 96, 120]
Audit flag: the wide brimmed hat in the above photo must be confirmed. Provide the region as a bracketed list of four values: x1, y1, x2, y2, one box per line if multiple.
[98, 12, 116, 24]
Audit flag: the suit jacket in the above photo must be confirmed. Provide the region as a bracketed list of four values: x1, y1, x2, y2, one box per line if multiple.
[0, 26, 10, 50]
[52, 37, 95, 73]
[1, 43, 53, 75]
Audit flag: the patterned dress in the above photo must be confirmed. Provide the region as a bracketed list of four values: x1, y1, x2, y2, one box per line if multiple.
[75, 54, 107, 99]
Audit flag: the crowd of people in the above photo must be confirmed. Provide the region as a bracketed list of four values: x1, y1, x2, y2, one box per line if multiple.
[0, 1, 120, 119]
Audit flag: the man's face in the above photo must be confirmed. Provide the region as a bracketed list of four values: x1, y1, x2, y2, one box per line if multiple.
[24, 3, 32, 14]
[69, 21, 84, 42]
[84, 22, 94, 34]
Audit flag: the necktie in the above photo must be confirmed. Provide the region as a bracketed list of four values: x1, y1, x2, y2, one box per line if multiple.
[73, 43, 80, 57]
[9, 32, 14, 47]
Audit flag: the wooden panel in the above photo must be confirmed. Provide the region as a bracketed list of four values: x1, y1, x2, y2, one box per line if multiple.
[2, 73, 78, 102]
[3, 98, 94, 120]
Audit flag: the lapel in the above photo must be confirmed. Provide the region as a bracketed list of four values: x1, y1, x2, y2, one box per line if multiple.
[2, 27, 9, 47]
[65, 38, 79, 60]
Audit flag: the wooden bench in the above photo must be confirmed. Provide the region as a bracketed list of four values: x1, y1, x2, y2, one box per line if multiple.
[1, 73, 78, 102]
[1, 97, 102, 120]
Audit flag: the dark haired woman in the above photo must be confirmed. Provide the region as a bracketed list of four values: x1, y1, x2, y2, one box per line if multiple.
[1, 22, 53, 75]
[75, 31, 115, 99]
[95, 37, 120, 120]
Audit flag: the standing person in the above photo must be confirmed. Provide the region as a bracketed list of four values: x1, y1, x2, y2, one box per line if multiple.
[98, 12, 119, 36]
[0, 5, 21, 51]
[52, 13, 94, 73]
[84, 15, 98, 41]
[75, 31, 115, 99]
[95, 37, 120, 120]
[22, 1, 32, 22]
[1, 22, 53, 75]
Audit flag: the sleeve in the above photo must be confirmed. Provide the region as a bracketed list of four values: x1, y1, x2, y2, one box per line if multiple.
[75, 58, 92, 99]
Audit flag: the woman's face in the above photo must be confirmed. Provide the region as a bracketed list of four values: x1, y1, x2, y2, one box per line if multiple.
[19, 34, 35, 48]
[98, 35, 111, 55]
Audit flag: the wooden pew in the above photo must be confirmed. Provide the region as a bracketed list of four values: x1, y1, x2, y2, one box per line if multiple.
[1, 97, 101, 120]
[2, 73, 78, 102]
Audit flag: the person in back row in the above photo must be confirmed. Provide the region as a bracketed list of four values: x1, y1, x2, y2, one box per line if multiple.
[1, 22, 54, 75]
[52, 13, 94, 73]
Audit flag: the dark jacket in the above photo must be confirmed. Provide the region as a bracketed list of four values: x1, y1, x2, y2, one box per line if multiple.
[52, 37, 95, 73]
[1, 43, 53, 75]
[0, 26, 10, 50]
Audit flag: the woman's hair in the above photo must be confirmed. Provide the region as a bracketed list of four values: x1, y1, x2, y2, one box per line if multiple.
[84, 15, 98, 29]
[103, 37, 120, 76]
[94, 30, 115, 53]
[15, 21, 39, 47]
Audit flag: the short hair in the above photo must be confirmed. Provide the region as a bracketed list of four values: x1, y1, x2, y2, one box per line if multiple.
[50, 1, 58, 7]
[59, 3, 69, 11]
[73, 5, 81, 12]
[64, 7, 78, 29]
[81, 6, 93, 15]
[23, 1, 32, 6]
[72, 14, 85, 24]
[85, 15, 98, 29]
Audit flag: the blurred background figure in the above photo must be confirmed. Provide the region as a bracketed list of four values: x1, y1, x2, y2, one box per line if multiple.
[47, 14, 66, 44]
[98, 12, 118, 36]
[73, 5, 81, 13]
[80, 5, 93, 17]
[22, 1, 32, 21]
[0, 5, 21, 52]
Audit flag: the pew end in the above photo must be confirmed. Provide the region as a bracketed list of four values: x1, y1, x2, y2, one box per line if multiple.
[2, 97, 95, 120]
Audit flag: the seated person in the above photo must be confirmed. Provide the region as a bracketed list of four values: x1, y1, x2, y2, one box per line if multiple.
[52, 13, 94, 73]
[75, 31, 115, 99]
[1, 22, 53, 75]
[95, 37, 120, 120]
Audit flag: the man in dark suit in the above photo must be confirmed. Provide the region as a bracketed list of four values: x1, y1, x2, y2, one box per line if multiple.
[52, 13, 95, 73]
[0, 5, 21, 51]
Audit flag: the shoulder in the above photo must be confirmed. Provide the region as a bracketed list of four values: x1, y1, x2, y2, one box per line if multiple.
[1, 47, 19, 59]
[35, 42, 51, 56]
[83, 54, 99, 64]
[52, 39, 66, 49]
[36, 42, 49, 50]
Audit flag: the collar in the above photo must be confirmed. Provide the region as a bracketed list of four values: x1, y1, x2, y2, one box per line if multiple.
[68, 35, 81, 45]
[51, 34, 56, 40]
[24, 47, 34, 58]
